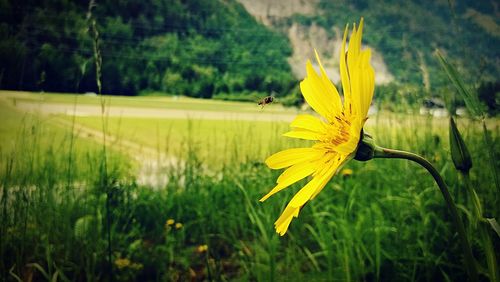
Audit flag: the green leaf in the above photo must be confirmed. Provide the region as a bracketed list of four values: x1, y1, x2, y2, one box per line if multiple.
[74, 215, 96, 240]
[436, 50, 483, 118]
[486, 218, 500, 238]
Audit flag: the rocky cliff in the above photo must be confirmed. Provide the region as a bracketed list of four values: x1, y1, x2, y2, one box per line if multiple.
[237, 0, 394, 84]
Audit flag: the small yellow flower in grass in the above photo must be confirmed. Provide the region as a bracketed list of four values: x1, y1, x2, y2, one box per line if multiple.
[261, 18, 375, 236]
[197, 244, 208, 253]
[175, 222, 183, 229]
[166, 219, 175, 226]
[115, 258, 131, 269]
[341, 168, 353, 177]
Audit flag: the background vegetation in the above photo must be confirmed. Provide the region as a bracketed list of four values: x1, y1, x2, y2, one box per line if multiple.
[0, 0, 498, 112]
[0, 92, 498, 281]
[0, 0, 499, 280]
[0, 0, 295, 97]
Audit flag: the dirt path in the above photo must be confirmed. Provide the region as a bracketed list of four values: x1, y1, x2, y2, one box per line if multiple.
[52, 118, 181, 188]
[14, 100, 297, 122]
[1, 94, 177, 187]
[2, 94, 287, 187]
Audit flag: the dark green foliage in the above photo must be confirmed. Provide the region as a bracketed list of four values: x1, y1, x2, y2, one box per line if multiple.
[477, 81, 500, 116]
[293, 0, 499, 109]
[316, 0, 499, 87]
[1, 0, 498, 105]
[0, 0, 294, 97]
[1, 107, 499, 281]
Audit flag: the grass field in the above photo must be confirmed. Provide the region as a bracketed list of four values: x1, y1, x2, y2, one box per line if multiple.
[0, 90, 298, 114]
[0, 90, 498, 281]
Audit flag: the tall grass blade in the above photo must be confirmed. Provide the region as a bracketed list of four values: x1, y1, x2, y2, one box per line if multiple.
[435, 50, 482, 118]
[486, 218, 500, 238]
[436, 50, 499, 200]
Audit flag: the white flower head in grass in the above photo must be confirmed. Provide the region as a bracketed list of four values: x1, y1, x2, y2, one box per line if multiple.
[261, 18, 375, 236]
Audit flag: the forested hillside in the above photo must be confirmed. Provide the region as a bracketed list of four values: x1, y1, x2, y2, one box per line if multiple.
[0, 0, 295, 97]
[238, 0, 499, 109]
[311, 0, 499, 87]
[0, 0, 498, 107]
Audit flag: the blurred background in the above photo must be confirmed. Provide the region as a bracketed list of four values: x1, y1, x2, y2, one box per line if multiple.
[0, 0, 498, 281]
[1, 0, 498, 111]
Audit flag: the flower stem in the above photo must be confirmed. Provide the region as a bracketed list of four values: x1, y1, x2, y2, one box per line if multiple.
[462, 172, 499, 282]
[374, 147, 478, 281]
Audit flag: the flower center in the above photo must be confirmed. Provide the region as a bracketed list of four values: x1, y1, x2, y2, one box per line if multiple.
[326, 114, 351, 146]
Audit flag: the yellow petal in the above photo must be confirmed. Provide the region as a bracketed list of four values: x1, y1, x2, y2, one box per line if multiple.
[260, 160, 316, 202]
[347, 21, 363, 71]
[277, 160, 316, 184]
[310, 155, 350, 200]
[335, 119, 362, 155]
[265, 148, 323, 169]
[305, 50, 343, 117]
[355, 18, 364, 53]
[274, 205, 300, 236]
[358, 49, 375, 119]
[290, 114, 327, 133]
[287, 157, 338, 207]
[349, 64, 362, 119]
[349, 55, 374, 121]
[340, 24, 352, 114]
[283, 130, 322, 141]
[300, 62, 337, 120]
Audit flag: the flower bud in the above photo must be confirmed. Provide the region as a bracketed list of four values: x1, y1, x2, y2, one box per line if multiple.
[449, 117, 472, 173]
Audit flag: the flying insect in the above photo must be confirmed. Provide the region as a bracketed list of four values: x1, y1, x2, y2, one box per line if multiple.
[258, 95, 275, 109]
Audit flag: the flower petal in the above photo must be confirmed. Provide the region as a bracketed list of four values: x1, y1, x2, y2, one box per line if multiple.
[358, 49, 375, 119]
[274, 205, 300, 236]
[348, 33, 363, 117]
[340, 24, 352, 115]
[347, 20, 363, 73]
[300, 62, 337, 120]
[283, 129, 322, 141]
[265, 148, 323, 169]
[260, 160, 317, 202]
[334, 118, 362, 155]
[305, 50, 343, 118]
[310, 155, 349, 200]
[290, 114, 327, 133]
[287, 157, 339, 208]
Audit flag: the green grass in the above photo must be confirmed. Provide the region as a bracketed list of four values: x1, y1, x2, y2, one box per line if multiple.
[0, 91, 498, 281]
[0, 90, 297, 114]
[61, 115, 296, 168]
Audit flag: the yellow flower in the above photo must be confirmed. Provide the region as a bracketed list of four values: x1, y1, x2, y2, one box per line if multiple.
[166, 219, 175, 226]
[196, 244, 208, 253]
[261, 18, 374, 236]
[341, 168, 354, 177]
[175, 222, 183, 229]
[115, 258, 131, 269]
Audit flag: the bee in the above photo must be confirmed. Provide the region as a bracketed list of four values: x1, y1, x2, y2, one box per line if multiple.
[258, 95, 275, 109]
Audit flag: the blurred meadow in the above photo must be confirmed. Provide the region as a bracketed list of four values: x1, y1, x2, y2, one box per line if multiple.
[1, 90, 498, 281]
[1, 0, 499, 281]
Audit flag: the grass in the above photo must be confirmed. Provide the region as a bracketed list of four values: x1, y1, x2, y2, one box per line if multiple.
[59, 115, 294, 169]
[0, 91, 498, 281]
[0, 90, 298, 114]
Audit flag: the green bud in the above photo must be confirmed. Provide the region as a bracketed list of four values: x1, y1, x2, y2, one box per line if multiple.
[354, 131, 378, 161]
[449, 117, 472, 173]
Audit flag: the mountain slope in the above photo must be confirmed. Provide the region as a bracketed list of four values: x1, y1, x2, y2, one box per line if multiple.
[238, 0, 499, 89]
[0, 0, 498, 100]
[0, 0, 295, 96]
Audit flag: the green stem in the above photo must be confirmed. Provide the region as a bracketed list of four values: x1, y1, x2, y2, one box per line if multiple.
[463, 173, 498, 282]
[374, 147, 478, 281]
[462, 173, 482, 225]
[481, 119, 499, 207]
